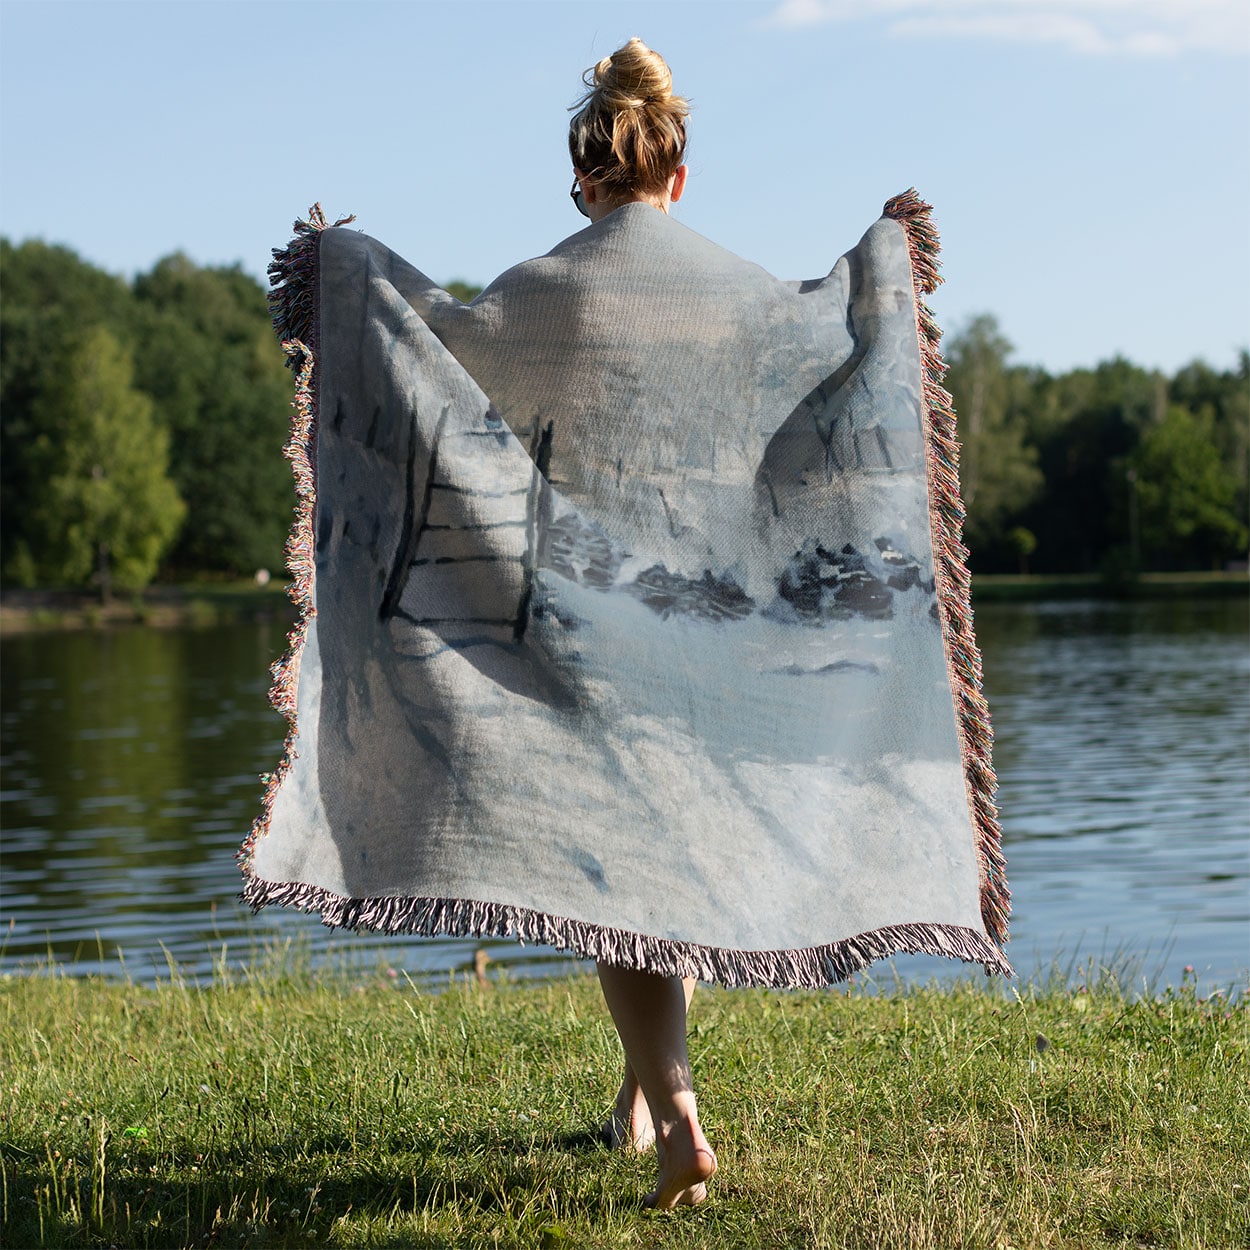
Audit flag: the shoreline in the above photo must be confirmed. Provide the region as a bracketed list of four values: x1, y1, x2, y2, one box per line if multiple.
[969, 569, 1248, 602]
[0, 582, 295, 634]
[1, 571, 1245, 635]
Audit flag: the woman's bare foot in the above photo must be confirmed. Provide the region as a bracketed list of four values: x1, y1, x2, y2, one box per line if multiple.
[602, 1071, 655, 1151]
[644, 1115, 717, 1209]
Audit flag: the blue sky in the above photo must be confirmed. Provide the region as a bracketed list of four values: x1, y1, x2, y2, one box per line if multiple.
[1, 0, 1247, 374]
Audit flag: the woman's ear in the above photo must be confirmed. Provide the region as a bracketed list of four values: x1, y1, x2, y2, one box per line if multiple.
[669, 165, 688, 203]
[575, 168, 600, 206]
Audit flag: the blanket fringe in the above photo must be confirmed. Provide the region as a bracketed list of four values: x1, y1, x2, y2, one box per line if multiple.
[240, 874, 1014, 988]
[883, 189, 1011, 948]
[238, 205, 350, 872]
[266, 203, 355, 358]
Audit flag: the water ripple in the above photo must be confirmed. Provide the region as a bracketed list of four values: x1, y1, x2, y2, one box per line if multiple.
[1, 601, 1246, 990]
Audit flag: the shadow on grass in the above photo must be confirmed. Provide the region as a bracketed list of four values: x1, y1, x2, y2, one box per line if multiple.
[7, 1125, 633, 1249]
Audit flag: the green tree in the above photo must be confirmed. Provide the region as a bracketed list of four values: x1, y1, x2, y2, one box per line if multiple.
[1, 239, 139, 580]
[943, 316, 1043, 562]
[25, 327, 185, 597]
[1020, 357, 1161, 573]
[444, 279, 482, 303]
[1132, 404, 1247, 569]
[132, 256, 293, 574]
[1007, 526, 1037, 575]
[1169, 353, 1250, 540]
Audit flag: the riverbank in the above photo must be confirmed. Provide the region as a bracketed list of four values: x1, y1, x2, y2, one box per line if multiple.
[1, 570, 1245, 634]
[970, 569, 1249, 602]
[0, 582, 293, 635]
[2, 968, 1244, 1249]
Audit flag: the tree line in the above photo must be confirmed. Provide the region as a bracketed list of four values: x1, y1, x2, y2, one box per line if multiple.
[945, 316, 1247, 576]
[1, 239, 1246, 595]
[2, 240, 294, 596]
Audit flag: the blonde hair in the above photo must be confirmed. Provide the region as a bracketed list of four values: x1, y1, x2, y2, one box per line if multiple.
[568, 38, 689, 200]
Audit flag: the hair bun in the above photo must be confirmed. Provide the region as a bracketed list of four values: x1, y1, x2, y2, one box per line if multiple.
[569, 38, 689, 199]
[594, 36, 673, 110]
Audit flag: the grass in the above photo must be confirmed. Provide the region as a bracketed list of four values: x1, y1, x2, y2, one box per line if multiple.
[1, 959, 1246, 1249]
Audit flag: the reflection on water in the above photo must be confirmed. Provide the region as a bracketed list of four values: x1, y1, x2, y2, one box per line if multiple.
[973, 596, 1249, 990]
[1, 597, 1246, 989]
[0, 625, 580, 985]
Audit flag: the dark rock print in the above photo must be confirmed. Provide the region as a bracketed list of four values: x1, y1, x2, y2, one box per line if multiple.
[625, 566, 756, 623]
[540, 514, 754, 625]
[543, 514, 624, 589]
[773, 542, 894, 622]
[875, 536, 934, 594]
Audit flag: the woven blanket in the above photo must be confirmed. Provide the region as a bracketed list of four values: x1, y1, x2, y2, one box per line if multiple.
[239, 192, 1011, 987]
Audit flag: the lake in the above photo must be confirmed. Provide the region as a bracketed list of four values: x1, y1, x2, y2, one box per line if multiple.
[2, 596, 1246, 992]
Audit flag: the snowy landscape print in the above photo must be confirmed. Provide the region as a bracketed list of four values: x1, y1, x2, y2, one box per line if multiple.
[250, 210, 985, 959]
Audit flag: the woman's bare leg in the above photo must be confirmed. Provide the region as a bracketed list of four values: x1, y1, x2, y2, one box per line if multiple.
[603, 978, 696, 1152]
[596, 964, 716, 1207]
[603, 1058, 654, 1151]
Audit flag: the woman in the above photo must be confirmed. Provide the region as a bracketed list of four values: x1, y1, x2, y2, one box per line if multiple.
[564, 39, 716, 1210]
[244, 38, 1010, 1213]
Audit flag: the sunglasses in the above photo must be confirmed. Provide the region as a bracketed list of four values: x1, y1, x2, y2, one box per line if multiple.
[570, 177, 589, 219]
